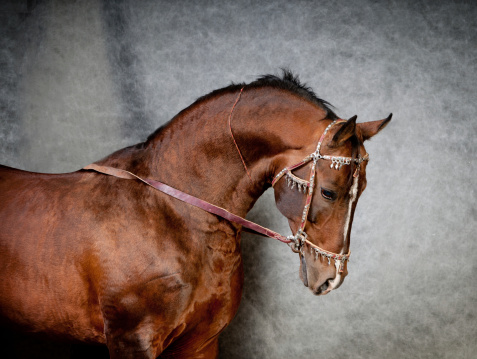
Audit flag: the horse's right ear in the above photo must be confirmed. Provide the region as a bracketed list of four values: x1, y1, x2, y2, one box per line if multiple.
[329, 115, 357, 147]
[358, 113, 392, 141]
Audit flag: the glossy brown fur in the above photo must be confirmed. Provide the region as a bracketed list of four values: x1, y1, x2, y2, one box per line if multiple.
[0, 79, 390, 358]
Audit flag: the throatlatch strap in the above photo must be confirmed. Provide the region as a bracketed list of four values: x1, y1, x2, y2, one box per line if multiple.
[83, 164, 292, 244]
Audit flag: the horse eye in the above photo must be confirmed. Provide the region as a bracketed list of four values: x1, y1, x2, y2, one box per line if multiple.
[321, 188, 335, 200]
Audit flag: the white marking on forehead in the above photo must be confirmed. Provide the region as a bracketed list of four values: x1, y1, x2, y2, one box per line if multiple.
[327, 174, 359, 292]
[342, 174, 359, 251]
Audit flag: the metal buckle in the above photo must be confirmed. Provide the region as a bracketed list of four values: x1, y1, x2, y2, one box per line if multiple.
[288, 230, 307, 253]
[295, 229, 307, 245]
[287, 238, 301, 253]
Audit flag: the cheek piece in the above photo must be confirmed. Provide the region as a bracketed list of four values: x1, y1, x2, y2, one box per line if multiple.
[271, 120, 369, 273]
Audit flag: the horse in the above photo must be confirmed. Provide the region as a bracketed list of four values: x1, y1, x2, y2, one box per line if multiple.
[0, 71, 391, 358]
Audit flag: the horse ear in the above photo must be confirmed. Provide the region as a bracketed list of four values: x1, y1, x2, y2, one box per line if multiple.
[358, 113, 392, 141]
[330, 115, 357, 147]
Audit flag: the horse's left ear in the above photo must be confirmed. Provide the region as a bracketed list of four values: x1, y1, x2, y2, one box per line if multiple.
[357, 113, 392, 141]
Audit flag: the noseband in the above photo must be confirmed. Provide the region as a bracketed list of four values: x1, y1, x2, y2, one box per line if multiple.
[271, 119, 369, 273]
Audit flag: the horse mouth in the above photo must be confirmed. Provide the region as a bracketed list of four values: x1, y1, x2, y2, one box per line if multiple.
[300, 255, 308, 287]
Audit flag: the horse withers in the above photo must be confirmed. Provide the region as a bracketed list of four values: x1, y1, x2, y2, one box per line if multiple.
[0, 72, 390, 358]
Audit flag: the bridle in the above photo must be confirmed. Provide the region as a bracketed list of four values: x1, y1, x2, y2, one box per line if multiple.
[83, 89, 369, 282]
[271, 119, 369, 273]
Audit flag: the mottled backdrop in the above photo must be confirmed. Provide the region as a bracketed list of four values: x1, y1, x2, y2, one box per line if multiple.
[0, 0, 475, 358]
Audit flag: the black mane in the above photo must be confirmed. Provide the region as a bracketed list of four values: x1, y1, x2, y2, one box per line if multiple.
[246, 70, 337, 119]
[147, 71, 337, 143]
[195, 70, 337, 120]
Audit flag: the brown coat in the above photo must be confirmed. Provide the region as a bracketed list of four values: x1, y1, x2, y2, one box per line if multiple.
[0, 80, 390, 358]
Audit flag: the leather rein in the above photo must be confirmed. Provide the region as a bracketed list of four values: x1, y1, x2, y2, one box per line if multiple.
[82, 163, 291, 244]
[83, 89, 369, 275]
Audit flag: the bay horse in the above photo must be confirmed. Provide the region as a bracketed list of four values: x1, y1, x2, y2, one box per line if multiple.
[0, 71, 391, 358]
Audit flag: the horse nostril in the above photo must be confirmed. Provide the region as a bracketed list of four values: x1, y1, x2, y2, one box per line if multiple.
[316, 276, 337, 295]
[320, 281, 329, 292]
[318, 279, 332, 293]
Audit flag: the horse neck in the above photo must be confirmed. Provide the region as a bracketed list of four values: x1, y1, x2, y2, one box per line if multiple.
[108, 89, 326, 217]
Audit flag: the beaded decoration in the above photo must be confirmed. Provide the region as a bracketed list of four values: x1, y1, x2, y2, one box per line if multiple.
[272, 119, 367, 273]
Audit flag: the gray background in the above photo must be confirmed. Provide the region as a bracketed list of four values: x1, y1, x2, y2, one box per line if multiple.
[0, 0, 476, 358]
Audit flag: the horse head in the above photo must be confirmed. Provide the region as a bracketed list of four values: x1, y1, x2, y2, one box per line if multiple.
[272, 114, 391, 295]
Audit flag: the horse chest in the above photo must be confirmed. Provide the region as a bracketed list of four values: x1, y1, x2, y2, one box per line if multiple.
[160, 249, 243, 356]
[94, 228, 243, 347]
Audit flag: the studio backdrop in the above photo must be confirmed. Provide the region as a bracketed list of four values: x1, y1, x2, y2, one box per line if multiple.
[0, 1, 475, 358]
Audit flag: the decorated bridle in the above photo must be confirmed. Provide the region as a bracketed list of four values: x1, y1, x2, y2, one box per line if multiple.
[84, 89, 369, 281]
[271, 119, 369, 273]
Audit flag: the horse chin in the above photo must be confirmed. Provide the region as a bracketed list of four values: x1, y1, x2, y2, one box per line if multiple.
[300, 255, 308, 287]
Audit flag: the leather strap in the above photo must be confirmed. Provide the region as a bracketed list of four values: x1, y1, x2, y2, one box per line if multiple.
[83, 164, 292, 244]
